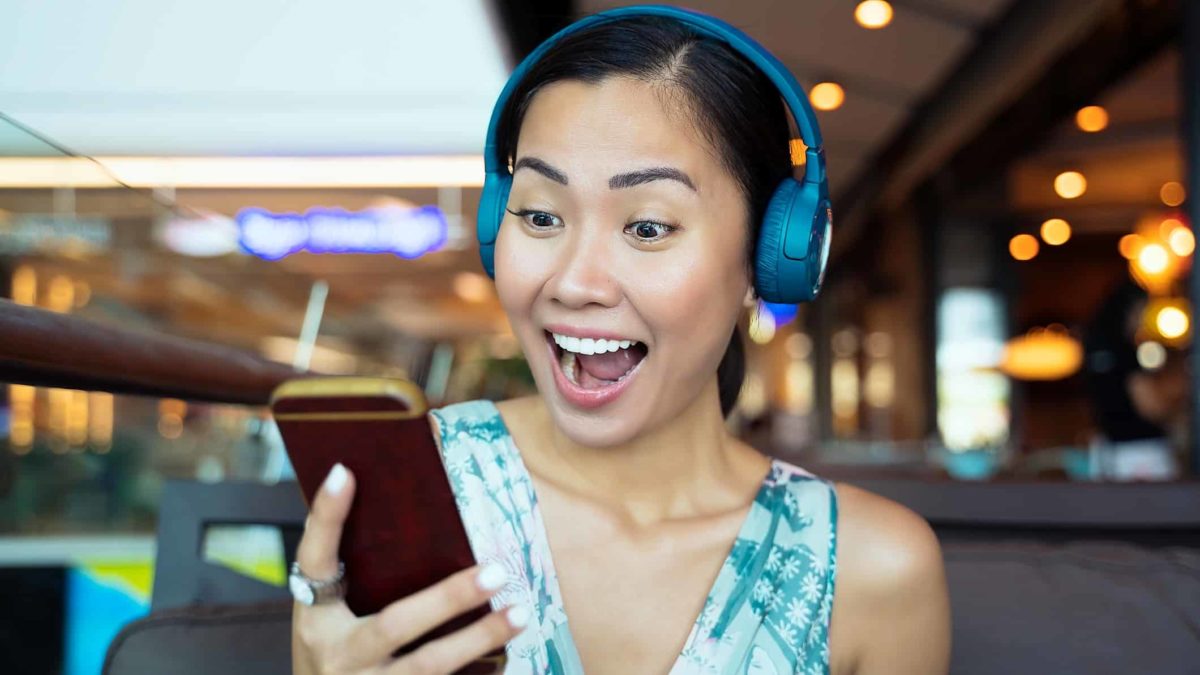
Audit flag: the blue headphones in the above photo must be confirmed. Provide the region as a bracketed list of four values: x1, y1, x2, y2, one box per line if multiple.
[476, 4, 831, 304]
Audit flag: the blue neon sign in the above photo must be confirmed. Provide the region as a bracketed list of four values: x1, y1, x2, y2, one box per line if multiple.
[236, 205, 448, 260]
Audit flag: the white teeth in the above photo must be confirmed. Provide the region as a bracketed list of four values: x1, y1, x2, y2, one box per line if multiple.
[551, 332, 639, 355]
[579, 338, 596, 355]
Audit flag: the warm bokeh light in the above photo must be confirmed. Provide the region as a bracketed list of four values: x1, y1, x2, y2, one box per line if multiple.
[810, 82, 845, 111]
[1138, 243, 1169, 274]
[453, 272, 492, 303]
[9, 384, 35, 452]
[12, 265, 37, 306]
[1009, 234, 1039, 261]
[89, 391, 114, 452]
[1156, 306, 1190, 340]
[1054, 171, 1087, 199]
[1161, 181, 1186, 207]
[1159, 217, 1185, 238]
[1040, 218, 1071, 245]
[854, 0, 893, 29]
[47, 275, 75, 313]
[1075, 106, 1109, 132]
[1001, 327, 1083, 381]
[1119, 233, 1142, 259]
[1169, 226, 1196, 257]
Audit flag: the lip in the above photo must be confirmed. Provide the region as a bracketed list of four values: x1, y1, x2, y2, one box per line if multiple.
[543, 323, 641, 343]
[544, 331, 645, 410]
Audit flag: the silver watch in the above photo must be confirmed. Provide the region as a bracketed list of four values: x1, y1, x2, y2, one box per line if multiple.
[288, 561, 347, 606]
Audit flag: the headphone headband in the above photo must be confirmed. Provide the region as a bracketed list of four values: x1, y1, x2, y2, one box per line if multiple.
[482, 4, 825, 185]
[477, 4, 832, 304]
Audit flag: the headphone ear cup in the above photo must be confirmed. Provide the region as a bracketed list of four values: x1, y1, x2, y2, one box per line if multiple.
[754, 179, 801, 303]
[476, 174, 512, 279]
[754, 178, 828, 304]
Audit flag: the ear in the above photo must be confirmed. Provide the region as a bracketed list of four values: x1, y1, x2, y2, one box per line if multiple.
[742, 284, 757, 309]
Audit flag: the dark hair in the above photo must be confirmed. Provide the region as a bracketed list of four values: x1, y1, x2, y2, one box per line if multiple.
[494, 15, 794, 416]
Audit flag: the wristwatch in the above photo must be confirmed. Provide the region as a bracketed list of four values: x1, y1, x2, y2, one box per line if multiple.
[288, 561, 347, 606]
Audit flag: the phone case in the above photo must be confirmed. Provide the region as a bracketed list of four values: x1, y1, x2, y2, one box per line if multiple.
[270, 377, 505, 672]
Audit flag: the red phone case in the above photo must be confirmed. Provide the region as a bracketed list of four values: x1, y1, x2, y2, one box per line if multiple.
[270, 377, 505, 672]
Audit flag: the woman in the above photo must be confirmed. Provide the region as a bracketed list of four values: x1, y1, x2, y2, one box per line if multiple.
[292, 8, 950, 674]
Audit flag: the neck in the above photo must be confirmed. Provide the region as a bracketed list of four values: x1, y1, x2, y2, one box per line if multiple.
[522, 380, 762, 526]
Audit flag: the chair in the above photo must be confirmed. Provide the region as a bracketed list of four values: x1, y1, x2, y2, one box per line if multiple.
[847, 477, 1200, 675]
[102, 480, 307, 675]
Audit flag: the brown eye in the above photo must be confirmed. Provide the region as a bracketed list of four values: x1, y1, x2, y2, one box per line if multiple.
[626, 220, 676, 242]
[507, 208, 562, 230]
[530, 212, 559, 229]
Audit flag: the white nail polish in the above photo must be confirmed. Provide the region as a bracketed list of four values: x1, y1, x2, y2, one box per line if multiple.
[324, 463, 348, 496]
[477, 564, 507, 591]
[506, 604, 531, 629]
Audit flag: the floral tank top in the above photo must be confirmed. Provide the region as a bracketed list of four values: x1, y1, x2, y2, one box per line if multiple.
[429, 401, 839, 675]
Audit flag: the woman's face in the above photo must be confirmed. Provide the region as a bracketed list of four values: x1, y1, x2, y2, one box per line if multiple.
[494, 76, 752, 447]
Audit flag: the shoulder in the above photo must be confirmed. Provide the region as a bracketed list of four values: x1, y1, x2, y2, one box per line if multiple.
[828, 482, 950, 675]
[832, 482, 943, 587]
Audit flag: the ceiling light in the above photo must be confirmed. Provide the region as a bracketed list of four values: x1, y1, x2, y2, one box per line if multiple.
[1119, 234, 1142, 259]
[810, 83, 845, 111]
[1009, 234, 1039, 261]
[1137, 243, 1169, 274]
[1054, 171, 1087, 199]
[1001, 327, 1083, 381]
[1040, 218, 1071, 246]
[855, 1, 893, 29]
[1160, 181, 1186, 207]
[1075, 106, 1108, 133]
[0, 156, 486, 188]
[1169, 227, 1195, 257]
[1156, 306, 1189, 340]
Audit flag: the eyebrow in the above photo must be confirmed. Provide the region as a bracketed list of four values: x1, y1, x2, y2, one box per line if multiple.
[513, 156, 697, 192]
[513, 157, 568, 185]
[610, 166, 696, 192]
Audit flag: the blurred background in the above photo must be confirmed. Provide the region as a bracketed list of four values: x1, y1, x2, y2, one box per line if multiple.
[1, 0, 1197, 672]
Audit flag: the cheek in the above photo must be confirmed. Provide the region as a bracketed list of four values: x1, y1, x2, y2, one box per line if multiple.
[493, 224, 559, 353]
[636, 242, 749, 363]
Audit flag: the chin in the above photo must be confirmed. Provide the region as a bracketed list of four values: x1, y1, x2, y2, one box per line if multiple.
[543, 400, 652, 448]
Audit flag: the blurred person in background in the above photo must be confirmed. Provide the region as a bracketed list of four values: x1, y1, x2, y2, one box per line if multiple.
[290, 8, 949, 674]
[1084, 279, 1190, 480]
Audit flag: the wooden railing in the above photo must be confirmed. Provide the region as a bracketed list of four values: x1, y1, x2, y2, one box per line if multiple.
[0, 299, 308, 405]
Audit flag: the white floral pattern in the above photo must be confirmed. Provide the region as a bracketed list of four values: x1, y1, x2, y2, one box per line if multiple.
[430, 401, 838, 674]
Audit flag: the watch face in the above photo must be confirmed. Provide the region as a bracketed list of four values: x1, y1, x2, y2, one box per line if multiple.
[290, 574, 315, 605]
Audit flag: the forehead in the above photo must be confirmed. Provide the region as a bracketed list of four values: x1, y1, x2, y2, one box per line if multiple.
[515, 77, 721, 181]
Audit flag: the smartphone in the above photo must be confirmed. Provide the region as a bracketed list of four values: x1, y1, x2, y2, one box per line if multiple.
[270, 376, 505, 672]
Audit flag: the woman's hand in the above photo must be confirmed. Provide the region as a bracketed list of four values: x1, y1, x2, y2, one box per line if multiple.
[292, 464, 528, 674]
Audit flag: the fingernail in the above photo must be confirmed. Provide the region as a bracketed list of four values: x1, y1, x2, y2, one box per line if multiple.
[506, 604, 531, 630]
[324, 463, 348, 496]
[477, 563, 507, 592]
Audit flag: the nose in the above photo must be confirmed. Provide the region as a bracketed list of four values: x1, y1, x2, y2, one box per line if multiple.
[545, 226, 622, 310]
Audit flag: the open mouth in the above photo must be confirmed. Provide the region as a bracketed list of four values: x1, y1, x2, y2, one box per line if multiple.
[545, 330, 648, 397]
